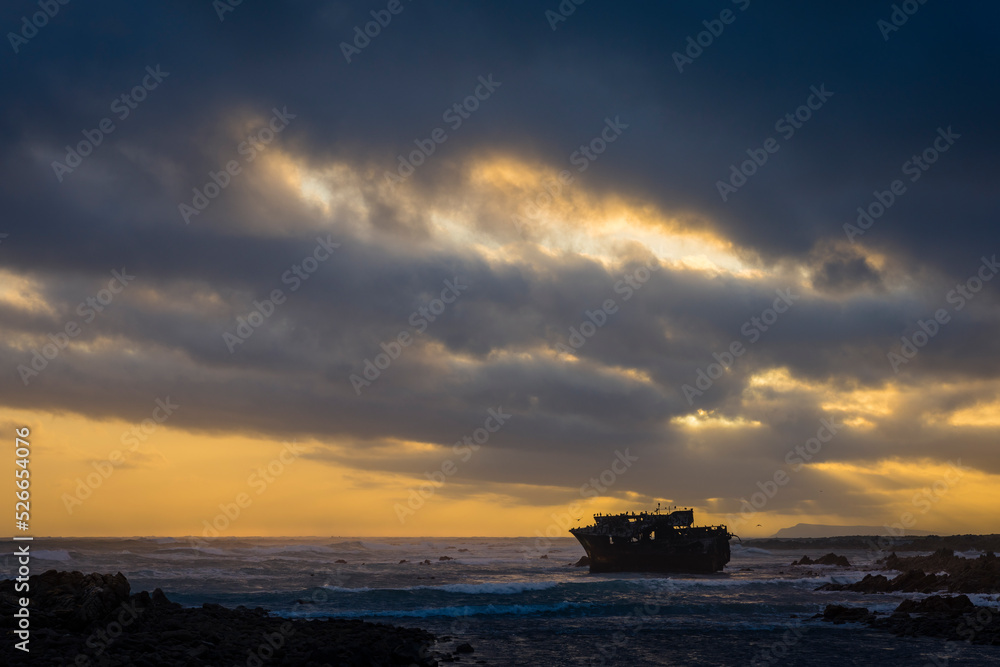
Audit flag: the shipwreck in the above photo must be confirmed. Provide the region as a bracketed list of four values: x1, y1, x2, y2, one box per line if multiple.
[570, 505, 733, 573]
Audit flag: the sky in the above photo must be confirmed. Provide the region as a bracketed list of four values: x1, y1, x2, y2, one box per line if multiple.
[1, 1, 999, 539]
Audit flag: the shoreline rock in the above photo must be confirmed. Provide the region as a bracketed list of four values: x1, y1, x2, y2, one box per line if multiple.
[817, 549, 1000, 594]
[746, 534, 1000, 553]
[819, 596, 999, 645]
[1, 570, 461, 666]
[791, 553, 851, 567]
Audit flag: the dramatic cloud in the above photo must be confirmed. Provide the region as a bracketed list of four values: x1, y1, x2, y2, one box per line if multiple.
[1, 1, 998, 537]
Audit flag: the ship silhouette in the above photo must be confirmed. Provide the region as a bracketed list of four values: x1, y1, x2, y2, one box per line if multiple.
[570, 505, 733, 573]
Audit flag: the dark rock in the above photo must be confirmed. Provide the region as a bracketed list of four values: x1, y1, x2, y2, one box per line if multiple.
[335, 559, 347, 564]
[816, 593, 1000, 645]
[152, 587, 181, 609]
[818, 569, 947, 594]
[894, 594, 976, 614]
[879, 549, 1000, 594]
[540, 554, 548, 559]
[822, 604, 871, 624]
[439, 556, 454, 561]
[745, 535, 1000, 554]
[791, 553, 851, 567]
[399, 559, 409, 564]
[573, 556, 591, 567]
[870, 594, 1000, 644]
[0, 569, 131, 631]
[839, 573, 890, 592]
[456, 642, 475, 653]
[0, 570, 443, 666]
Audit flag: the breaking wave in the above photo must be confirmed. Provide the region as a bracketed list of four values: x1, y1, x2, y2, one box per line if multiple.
[320, 581, 561, 595]
[290, 601, 591, 619]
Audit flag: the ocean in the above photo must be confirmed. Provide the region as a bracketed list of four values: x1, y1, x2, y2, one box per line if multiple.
[16, 537, 1000, 666]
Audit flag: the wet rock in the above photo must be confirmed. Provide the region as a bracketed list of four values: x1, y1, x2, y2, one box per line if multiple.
[540, 554, 548, 559]
[456, 642, 475, 653]
[880, 549, 1000, 593]
[895, 594, 976, 614]
[818, 569, 946, 594]
[573, 556, 591, 567]
[791, 553, 851, 567]
[0, 569, 131, 631]
[439, 556, 454, 561]
[822, 604, 871, 624]
[334, 559, 347, 564]
[870, 594, 1000, 644]
[817, 595, 1000, 645]
[0, 570, 443, 666]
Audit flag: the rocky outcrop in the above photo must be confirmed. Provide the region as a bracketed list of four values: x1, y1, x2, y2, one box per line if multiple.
[893, 594, 976, 614]
[817, 569, 946, 594]
[791, 553, 851, 567]
[746, 534, 1000, 553]
[821, 604, 871, 624]
[572, 556, 591, 567]
[817, 550, 1000, 595]
[0, 570, 457, 665]
[882, 549, 1000, 593]
[820, 596, 999, 645]
[0, 570, 131, 631]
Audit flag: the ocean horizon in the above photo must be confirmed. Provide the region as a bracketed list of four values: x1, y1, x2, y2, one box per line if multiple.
[10, 535, 999, 665]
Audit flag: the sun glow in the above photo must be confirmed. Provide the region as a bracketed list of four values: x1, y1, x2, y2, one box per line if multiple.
[287, 153, 763, 278]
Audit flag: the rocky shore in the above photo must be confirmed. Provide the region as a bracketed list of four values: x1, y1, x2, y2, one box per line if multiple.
[817, 549, 1000, 594]
[816, 549, 1000, 645]
[790, 553, 851, 567]
[821, 595, 999, 645]
[747, 534, 1000, 552]
[1, 570, 470, 666]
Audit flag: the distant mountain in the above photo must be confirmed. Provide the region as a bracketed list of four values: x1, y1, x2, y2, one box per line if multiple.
[770, 523, 935, 538]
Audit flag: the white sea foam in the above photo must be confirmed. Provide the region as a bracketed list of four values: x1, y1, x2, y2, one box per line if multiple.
[320, 581, 562, 595]
[966, 594, 1000, 608]
[287, 601, 591, 619]
[731, 545, 772, 555]
[433, 581, 561, 594]
[244, 545, 337, 556]
[626, 573, 871, 590]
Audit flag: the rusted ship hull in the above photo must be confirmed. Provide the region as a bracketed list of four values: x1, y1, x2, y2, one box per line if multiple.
[572, 529, 731, 573]
[570, 508, 732, 574]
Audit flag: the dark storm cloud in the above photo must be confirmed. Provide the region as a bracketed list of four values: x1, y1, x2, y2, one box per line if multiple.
[2, 0, 999, 524]
[2, 1, 996, 260]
